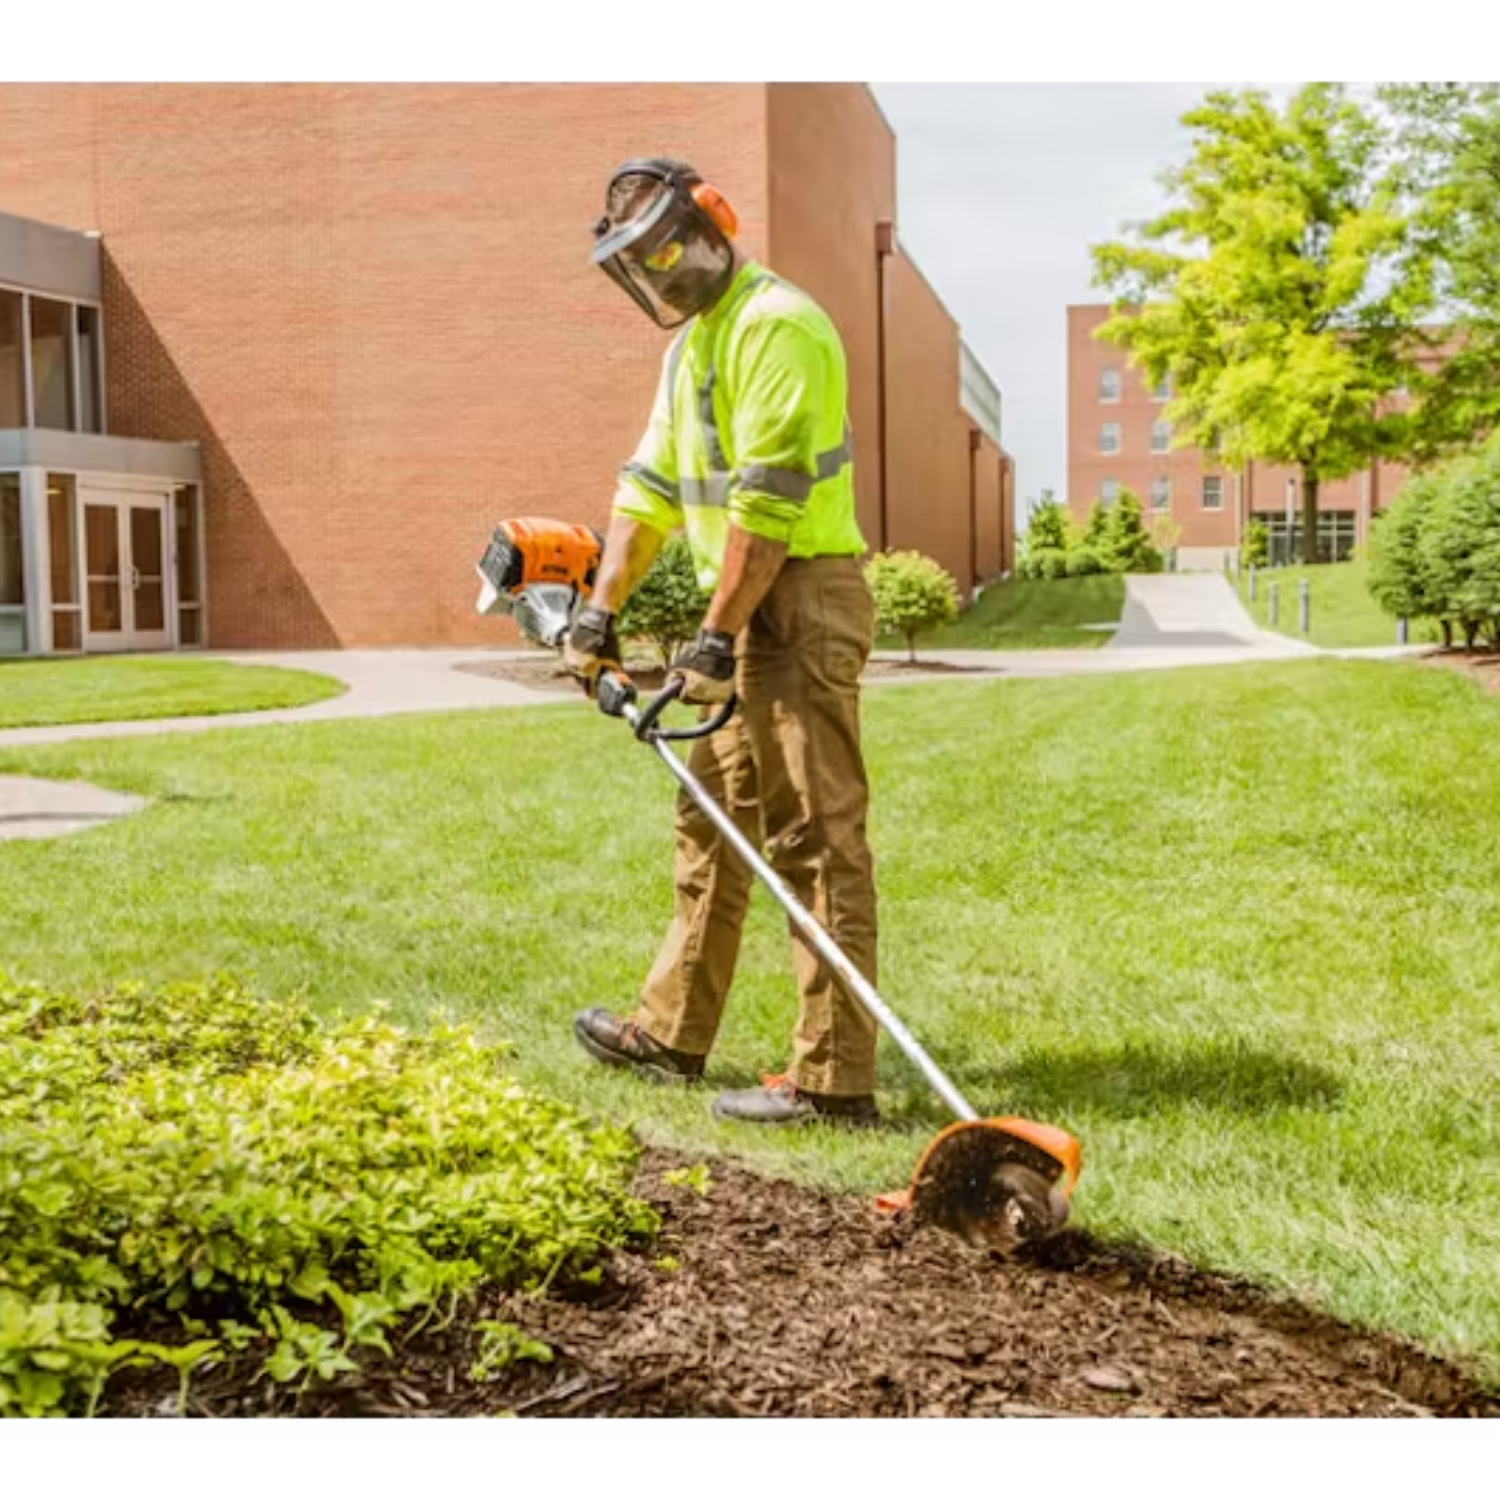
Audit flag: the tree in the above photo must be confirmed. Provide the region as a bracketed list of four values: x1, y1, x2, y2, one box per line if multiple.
[1368, 474, 1444, 640]
[1242, 518, 1270, 569]
[1018, 492, 1073, 581]
[1091, 85, 1435, 565]
[1099, 488, 1164, 574]
[865, 550, 960, 664]
[1419, 439, 1500, 649]
[617, 532, 711, 666]
[1380, 85, 1500, 460]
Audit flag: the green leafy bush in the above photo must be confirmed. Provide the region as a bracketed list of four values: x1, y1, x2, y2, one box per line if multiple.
[618, 532, 712, 665]
[1242, 518, 1270, 570]
[1065, 545, 1106, 577]
[1022, 546, 1070, 581]
[1369, 434, 1500, 648]
[1100, 490, 1165, 574]
[0, 978, 657, 1417]
[865, 549, 960, 663]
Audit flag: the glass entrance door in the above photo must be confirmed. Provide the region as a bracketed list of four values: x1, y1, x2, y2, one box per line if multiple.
[83, 492, 172, 651]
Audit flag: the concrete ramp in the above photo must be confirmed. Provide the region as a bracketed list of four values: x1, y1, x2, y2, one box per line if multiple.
[1108, 574, 1293, 650]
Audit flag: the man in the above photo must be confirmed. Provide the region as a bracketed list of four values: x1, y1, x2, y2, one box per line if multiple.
[563, 158, 880, 1127]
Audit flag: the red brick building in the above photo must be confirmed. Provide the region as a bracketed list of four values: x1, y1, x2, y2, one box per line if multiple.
[0, 84, 1013, 656]
[1067, 304, 1411, 568]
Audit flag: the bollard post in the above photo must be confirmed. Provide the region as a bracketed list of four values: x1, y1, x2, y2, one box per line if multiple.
[1270, 581, 1279, 627]
[1249, 565, 1257, 602]
[1397, 617, 1409, 645]
[1299, 579, 1311, 636]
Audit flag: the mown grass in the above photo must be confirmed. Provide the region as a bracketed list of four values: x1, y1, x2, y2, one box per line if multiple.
[1234, 557, 1442, 650]
[879, 573, 1124, 653]
[2, 660, 1499, 1374]
[0, 656, 346, 729]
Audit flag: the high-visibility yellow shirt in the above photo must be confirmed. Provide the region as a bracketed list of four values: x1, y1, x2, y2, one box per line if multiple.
[611, 259, 867, 592]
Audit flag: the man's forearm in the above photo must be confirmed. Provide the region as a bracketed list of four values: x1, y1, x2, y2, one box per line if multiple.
[703, 524, 789, 637]
[590, 516, 667, 614]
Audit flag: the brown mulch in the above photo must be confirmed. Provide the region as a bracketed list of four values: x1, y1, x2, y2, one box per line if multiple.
[1419, 648, 1500, 696]
[455, 655, 990, 696]
[114, 1150, 1498, 1419]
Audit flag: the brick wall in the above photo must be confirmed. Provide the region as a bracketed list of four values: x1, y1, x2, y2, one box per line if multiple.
[884, 251, 973, 586]
[766, 84, 893, 555]
[0, 84, 769, 647]
[973, 432, 1003, 583]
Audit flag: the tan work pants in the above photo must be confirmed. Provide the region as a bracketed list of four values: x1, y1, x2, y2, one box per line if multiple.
[633, 556, 880, 1096]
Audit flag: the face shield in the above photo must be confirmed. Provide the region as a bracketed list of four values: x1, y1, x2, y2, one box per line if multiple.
[592, 178, 735, 329]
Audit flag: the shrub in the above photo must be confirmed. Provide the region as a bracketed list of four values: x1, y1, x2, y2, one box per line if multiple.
[1065, 545, 1106, 577]
[1242, 519, 1270, 570]
[1023, 546, 1070, 581]
[618, 532, 712, 665]
[1369, 475, 1443, 633]
[1100, 490, 1165, 574]
[1022, 494, 1071, 554]
[0, 978, 657, 1416]
[865, 549, 960, 663]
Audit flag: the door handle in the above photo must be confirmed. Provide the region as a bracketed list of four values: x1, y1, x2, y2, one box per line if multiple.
[131, 566, 141, 590]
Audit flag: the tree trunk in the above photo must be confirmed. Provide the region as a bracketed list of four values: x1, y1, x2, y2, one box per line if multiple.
[1442, 619, 1454, 649]
[906, 630, 917, 666]
[1300, 468, 1320, 566]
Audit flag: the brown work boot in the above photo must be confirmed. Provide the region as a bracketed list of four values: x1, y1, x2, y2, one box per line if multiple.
[711, 1073, 880, 1128]
[573, 1008, 706, 1086]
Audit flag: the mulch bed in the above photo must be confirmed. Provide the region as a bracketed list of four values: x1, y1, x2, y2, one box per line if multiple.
[1419, 648, 1500, 697]
[115, 1150, 1498, 1419]
[455, 656, 991, 696]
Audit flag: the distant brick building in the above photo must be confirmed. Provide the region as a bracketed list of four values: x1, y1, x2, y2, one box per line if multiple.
[0, 84, 1012, 656]
[1067, 303, 1414, 569]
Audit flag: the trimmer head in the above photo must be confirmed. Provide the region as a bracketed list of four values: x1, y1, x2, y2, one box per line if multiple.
[878, 1118, 1081, 1253]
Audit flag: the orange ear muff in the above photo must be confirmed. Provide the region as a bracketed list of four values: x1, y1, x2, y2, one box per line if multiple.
[691, 182, 739, 239]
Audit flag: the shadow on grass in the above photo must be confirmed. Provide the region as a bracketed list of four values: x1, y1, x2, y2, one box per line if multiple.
[876, 1039, 1345, 1128]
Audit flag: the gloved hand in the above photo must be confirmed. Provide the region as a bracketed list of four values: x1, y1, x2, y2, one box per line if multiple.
[668, 628, 737, 706]
[562, 605, 622, 696]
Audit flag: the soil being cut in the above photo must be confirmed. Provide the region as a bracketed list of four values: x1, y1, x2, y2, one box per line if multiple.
[120, 1150, 1498, 1419]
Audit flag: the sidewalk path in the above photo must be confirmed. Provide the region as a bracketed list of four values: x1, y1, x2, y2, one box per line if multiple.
[1108, 573, 1312, 652]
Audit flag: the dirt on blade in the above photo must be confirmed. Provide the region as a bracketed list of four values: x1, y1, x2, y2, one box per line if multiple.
[117, 1150, 1498, 1419]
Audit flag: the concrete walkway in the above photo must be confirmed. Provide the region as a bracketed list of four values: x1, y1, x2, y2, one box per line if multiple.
[0, 773, 144, 841]
[1108, 573, 1313, 652]
[0, 649, 564, 749]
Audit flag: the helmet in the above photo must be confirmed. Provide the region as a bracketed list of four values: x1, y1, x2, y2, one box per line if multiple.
[592, 158, 739, 329]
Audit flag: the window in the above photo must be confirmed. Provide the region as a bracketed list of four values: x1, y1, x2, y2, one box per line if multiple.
[1099, 422, 1122, 455]
[0, 291, 23, 428]
[1202, 476, 1224, 511]
[1150, 476, 1172, 512]
[1151, 373, 1173, 401]
[1101, 479, 1120, 505]
[176, 487, 204, 647]
[1099, 368, 1121, 403]
[47, 475, 82, 652]
[1150, 421, 1172, 454]
[1, 475, 24, 655]
[75, 306, 104, 435]
[29, 297, 75, 431]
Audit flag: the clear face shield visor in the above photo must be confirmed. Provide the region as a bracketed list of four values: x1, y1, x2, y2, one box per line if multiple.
[592, 183, 734, 329]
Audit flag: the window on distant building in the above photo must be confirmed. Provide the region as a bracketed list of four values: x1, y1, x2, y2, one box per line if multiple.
[0, 291, 25, 428]
[1, 475, 24, 655]
[1151, 373, 1173, 401]
[1150, 476, 1172, 511]
[1101, 479, 1120, 505]
[29, 297, 75, 432]
[1100, 422, 1122, 455]
[1202, 476, 1224, 511]
[1099, 368, 1121, 402]
[1150, 421, 1172, 453]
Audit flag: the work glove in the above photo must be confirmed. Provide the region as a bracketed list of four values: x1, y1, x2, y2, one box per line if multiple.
[562, 605, 622, 696]
[668, 628, 737, 706]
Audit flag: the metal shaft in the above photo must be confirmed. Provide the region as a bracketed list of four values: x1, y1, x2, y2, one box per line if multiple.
[630, 704, 979, 1123]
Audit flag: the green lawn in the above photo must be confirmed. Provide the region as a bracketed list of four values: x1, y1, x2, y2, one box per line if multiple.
[0, 656, 346, 729]
[1234, 558, 1442, 649]
[2, 661, 1499, 1375]
[879, 574, 1124, 652]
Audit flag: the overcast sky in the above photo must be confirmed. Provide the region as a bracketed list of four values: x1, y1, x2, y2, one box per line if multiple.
[868, 83, 1293, 515]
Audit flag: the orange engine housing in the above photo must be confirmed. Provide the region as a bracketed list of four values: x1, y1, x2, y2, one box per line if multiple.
[491, 516, 603, 597]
